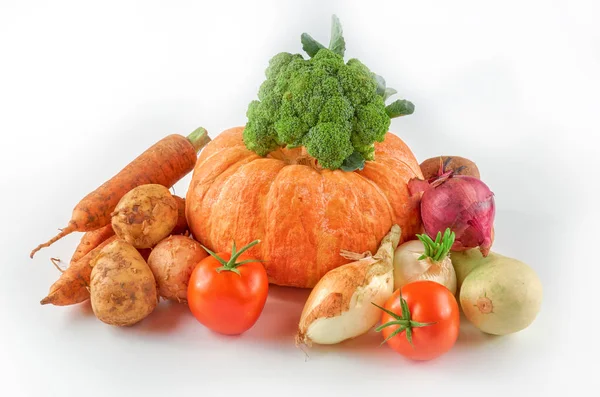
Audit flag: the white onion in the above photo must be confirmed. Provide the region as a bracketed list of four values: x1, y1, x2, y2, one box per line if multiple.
[393, 230, 457, 295]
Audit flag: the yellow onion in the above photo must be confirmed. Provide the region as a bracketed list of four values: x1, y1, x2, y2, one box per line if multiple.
[296, 225, 401, 346]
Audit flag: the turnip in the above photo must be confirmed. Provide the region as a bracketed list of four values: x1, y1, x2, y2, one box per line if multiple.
[451, 248, 495, 294]
[459, 253, 543, 336]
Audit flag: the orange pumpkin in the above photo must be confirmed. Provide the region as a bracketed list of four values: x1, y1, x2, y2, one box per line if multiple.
[185, 126, 423, 288]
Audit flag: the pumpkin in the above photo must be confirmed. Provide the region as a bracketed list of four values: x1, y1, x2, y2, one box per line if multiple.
[185, 126, 423, 288]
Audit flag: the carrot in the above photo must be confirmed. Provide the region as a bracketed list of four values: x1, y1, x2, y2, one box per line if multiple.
[30, 127, 210, 258]
[69, 224, 115, 264]
[40, 236, 118, 306]
[171, 195, 188, 236]
[137, 248, 153, 262]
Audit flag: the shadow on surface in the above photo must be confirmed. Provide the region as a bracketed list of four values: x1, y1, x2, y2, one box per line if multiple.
[241, 285, 311, 344]
[67, 300, 95, 317]
[129, 300, 192, 334]
[63, 299, 95, 326]
[455, 312, 499, 349]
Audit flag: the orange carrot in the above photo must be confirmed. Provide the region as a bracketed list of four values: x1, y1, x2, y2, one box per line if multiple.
[137, 248, 153, 262]
[69, 224, 115, 264]
[30, 127, 210, 258]
[40, 236, 118, 306]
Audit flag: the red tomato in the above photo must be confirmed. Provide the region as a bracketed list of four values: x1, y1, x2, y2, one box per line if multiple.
[375, 280, 460, 361]
[187, 240, 268, 335]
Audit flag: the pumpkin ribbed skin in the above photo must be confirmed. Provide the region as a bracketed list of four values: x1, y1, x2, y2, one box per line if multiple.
[185, 126, 423, 288]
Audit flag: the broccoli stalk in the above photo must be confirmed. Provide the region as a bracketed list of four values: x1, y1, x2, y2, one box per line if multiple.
[242, 15, 415, 171]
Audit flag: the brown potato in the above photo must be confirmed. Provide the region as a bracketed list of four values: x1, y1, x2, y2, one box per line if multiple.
[111, 184, 178, 248]
[90, 239, 158, 326]
[147, 235, 208, 302]
[420, 156, 480, 180]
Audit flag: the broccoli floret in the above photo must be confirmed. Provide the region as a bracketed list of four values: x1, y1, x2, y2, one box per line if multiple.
[352, 96, 390, 146]
[265, 52, 295, 79]
[338, 58, 378, 107]
[242, 16, 414, 171]
[304, 123, 354, 170]
[242, 100, 279, 155]
[319, 96, 353, 125]
[312, 48, 345, 74]
[275, 116, 307, 145]
[354, 144, 376, 161]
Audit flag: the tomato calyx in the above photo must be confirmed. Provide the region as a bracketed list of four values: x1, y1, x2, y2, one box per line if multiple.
[372, 294, 437, 346]
[200, 240, 262, 276]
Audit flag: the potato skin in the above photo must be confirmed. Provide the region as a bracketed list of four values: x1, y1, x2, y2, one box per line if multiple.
[90, 239, 158, 326]
[111, 184, 178, 248]
[147, 235, 208, 302]
[420, 156, 480, 180]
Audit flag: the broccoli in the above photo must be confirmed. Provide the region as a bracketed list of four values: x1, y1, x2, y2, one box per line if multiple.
[242, 15, 415, 171]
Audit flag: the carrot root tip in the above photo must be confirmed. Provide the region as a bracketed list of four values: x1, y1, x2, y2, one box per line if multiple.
[30, 224, 77, 259]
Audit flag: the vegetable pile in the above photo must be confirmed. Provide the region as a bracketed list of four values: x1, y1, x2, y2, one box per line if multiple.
[32, 15, 543, 362]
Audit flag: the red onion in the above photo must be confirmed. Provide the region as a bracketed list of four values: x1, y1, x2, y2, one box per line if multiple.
[409, 171, 495, 256]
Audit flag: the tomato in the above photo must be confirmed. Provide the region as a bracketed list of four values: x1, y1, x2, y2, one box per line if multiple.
[375, 280, 460, 361]
[187, 240, 268, 335]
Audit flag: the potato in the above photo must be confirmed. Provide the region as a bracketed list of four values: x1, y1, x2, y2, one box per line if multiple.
[420, 156, 480, 180]
[111, 184, 178, 248]
[90, 239, 158, 326]
[147, 235, 208, 302]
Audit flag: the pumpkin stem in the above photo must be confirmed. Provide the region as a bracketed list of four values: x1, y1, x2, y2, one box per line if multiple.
[201, 240, 263, 275]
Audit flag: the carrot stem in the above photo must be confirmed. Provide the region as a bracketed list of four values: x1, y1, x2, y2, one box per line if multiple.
[187, 127, 211, 152]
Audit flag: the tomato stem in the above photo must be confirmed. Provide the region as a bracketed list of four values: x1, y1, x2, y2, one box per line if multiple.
[372, 294, 436, 347]
[201, 240, 263, 275]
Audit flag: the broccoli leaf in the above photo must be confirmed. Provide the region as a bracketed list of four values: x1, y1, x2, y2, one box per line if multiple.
[301, 33, 325, 57]
[329, 15, 346, 57]
[374, 74, 386, 96]
[386, 99, 415, 118]
[340, 151, 366, 172]
[383, 87, 397, 101]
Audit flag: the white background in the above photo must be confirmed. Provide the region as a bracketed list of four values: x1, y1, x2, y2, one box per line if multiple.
[1, 0, 598, 396]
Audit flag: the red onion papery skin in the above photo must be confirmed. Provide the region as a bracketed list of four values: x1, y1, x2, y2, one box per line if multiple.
[410, 174, 495, 256]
